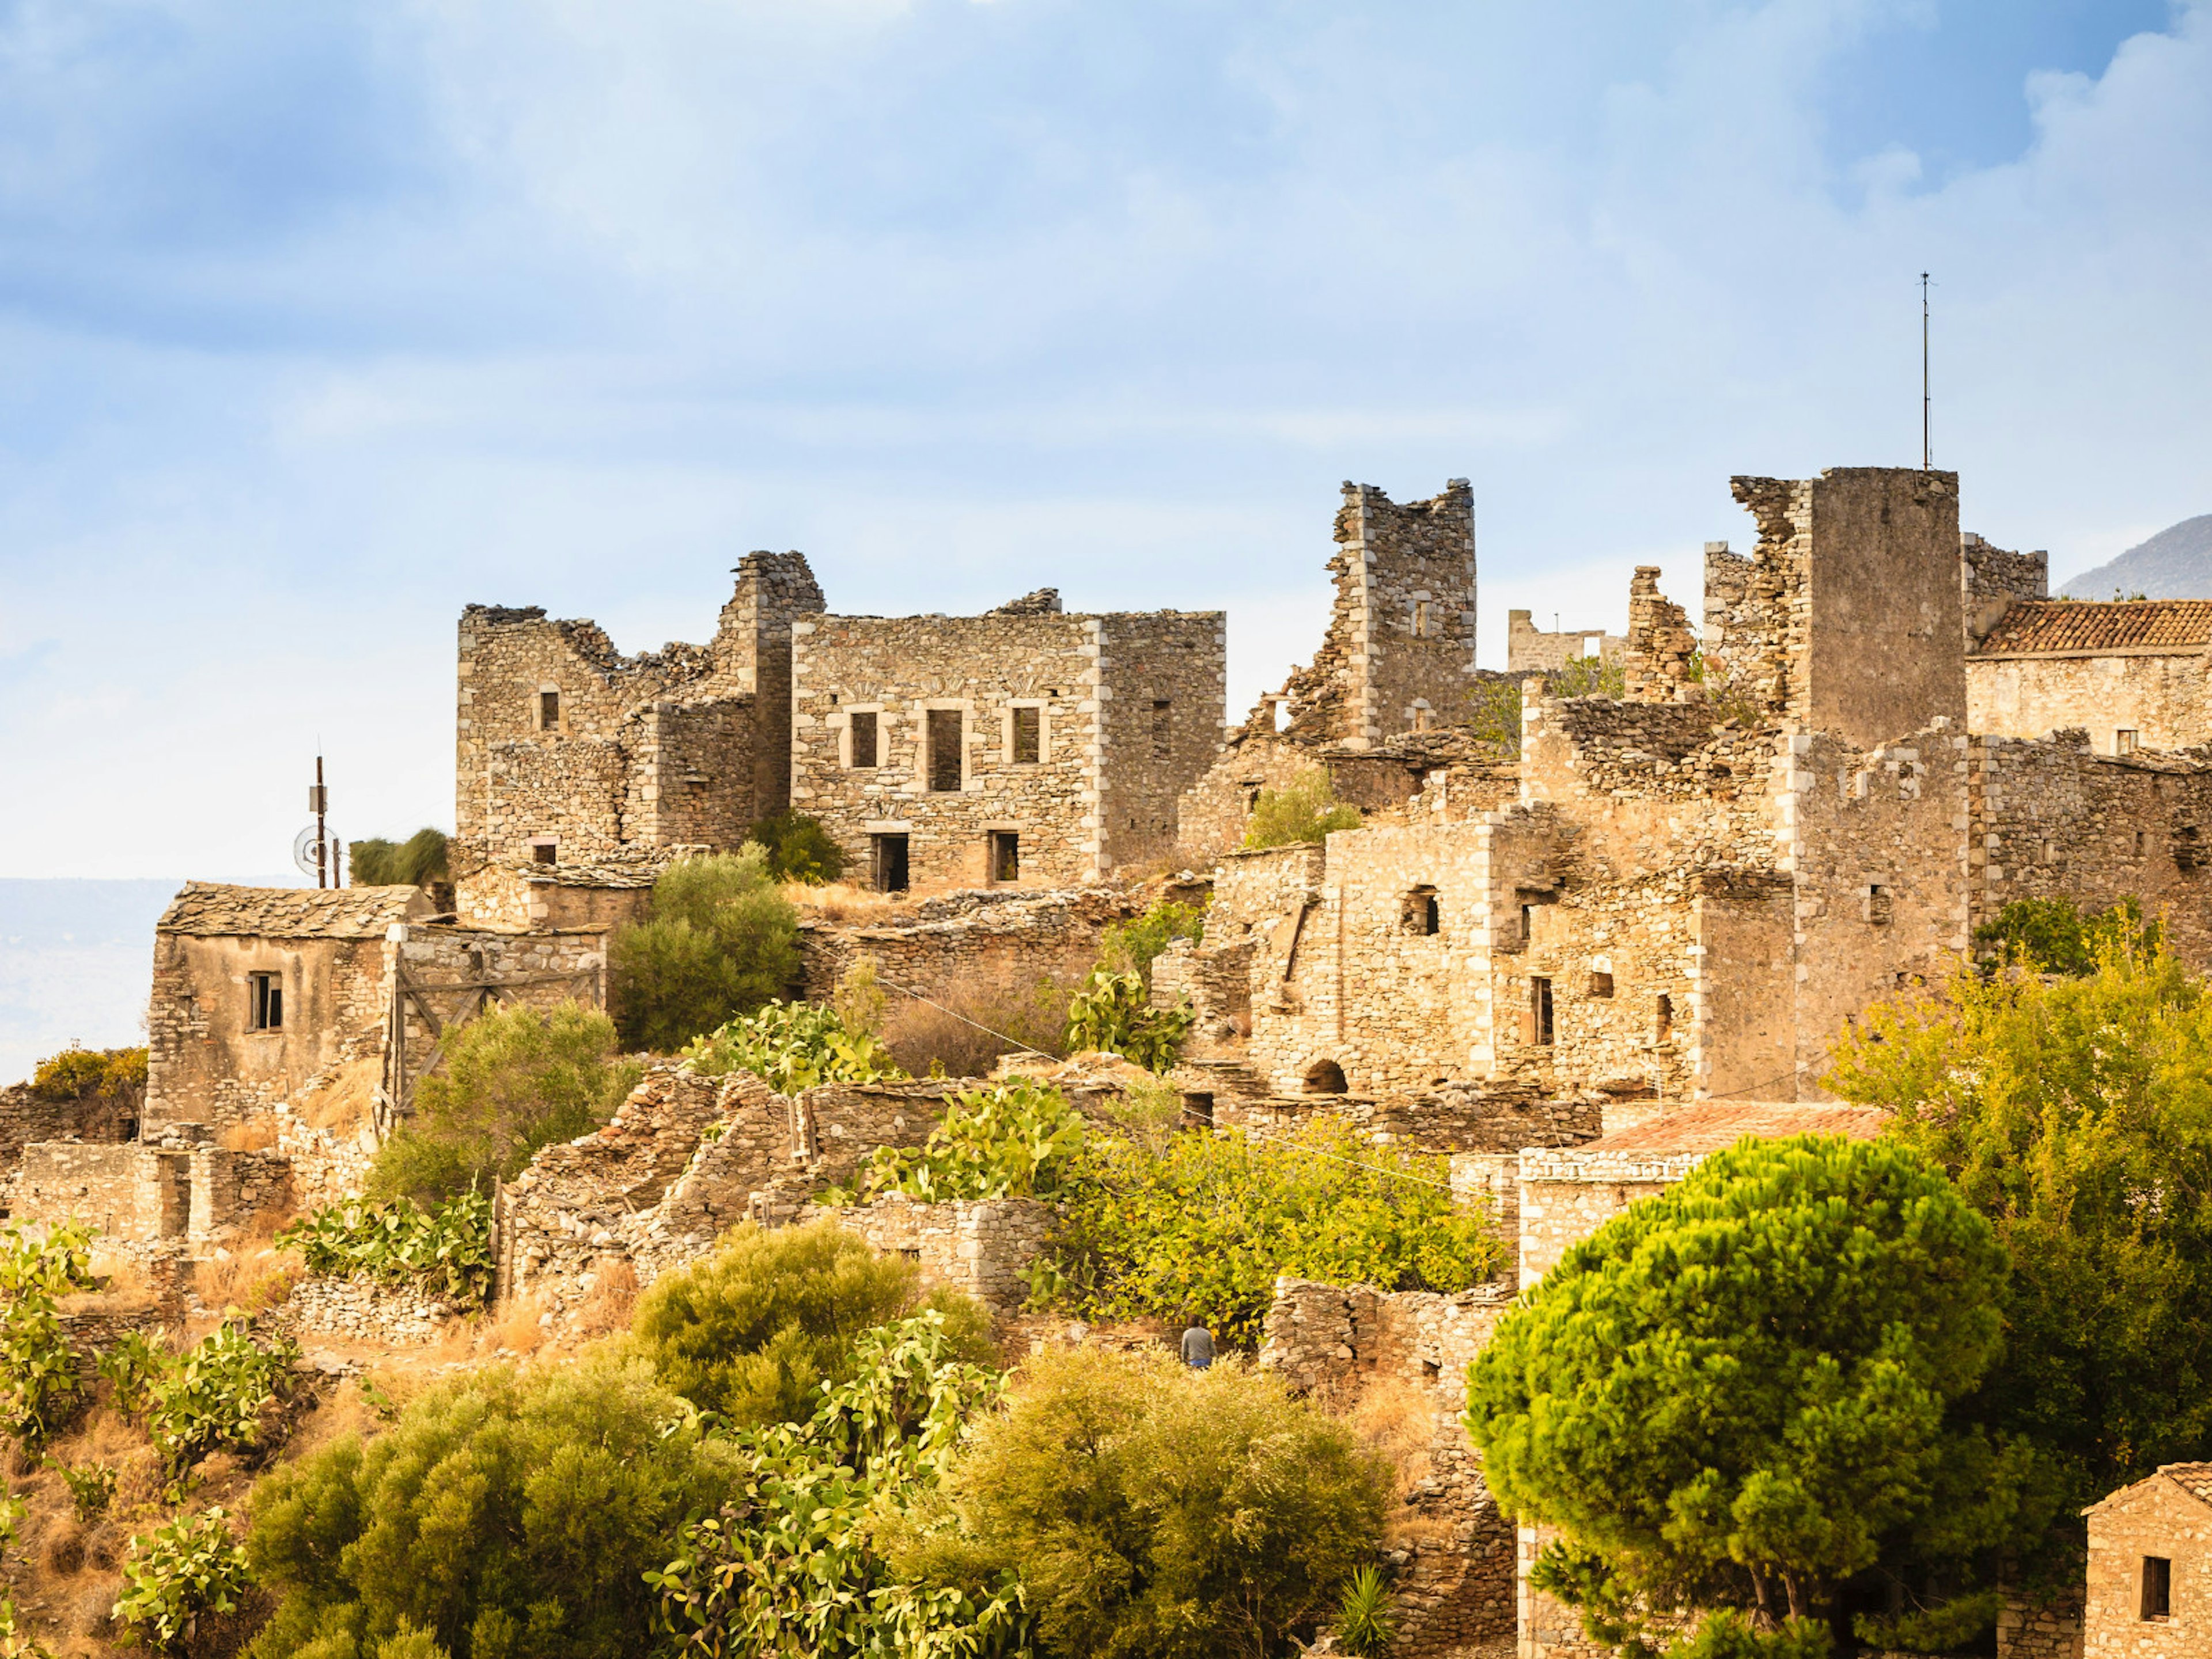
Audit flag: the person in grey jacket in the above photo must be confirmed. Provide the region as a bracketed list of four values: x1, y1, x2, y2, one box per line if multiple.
[1180, 1316, 1214, 1369]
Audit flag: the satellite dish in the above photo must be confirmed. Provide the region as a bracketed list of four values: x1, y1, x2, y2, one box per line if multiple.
[293, 825, 340, 878]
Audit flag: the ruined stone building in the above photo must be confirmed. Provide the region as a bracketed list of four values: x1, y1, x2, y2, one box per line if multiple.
[2082, 1464, 2212, 1657]
[452, 551, 824, 923]
[1176, 479, 1493, 859]
[1969, 598, 2212, 756]
[1168, 466, 2212, 1108]
[1505, 609, 1623, 673]
[790, 589, 1226, 891]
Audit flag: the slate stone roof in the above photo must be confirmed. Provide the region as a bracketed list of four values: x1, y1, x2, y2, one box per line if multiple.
[1581, 1102, 1889, 1155]
[157, 882, 431, 940]
[1975, 599, 2212, 656]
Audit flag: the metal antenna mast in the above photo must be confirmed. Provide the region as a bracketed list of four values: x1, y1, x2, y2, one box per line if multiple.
[310, 756, 329, 889]
[1920, 271, 1931, 471]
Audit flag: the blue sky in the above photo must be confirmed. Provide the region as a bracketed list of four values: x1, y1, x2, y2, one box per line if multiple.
[1, 0, 2207, 881]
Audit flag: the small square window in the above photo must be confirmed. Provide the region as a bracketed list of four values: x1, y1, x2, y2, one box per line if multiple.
[531, 840, 557, 865]
[248, 972, 283, 1032]
[2142, 1554, 2171, 1620]
[1588, 971, 1614, 998]
[1402, 887, 1440, 936]
[1011, 706, 1041, 765]
[850, 710, 879, 769]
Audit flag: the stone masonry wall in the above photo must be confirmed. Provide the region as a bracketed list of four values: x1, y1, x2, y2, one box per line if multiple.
[797, 887, 1145, 1006]
[1506, 611, 1623, 674]
[0, 1083, 137, 1169]
[1969, 652, 2212, 755]
[2083, 1474, 2205, 1658]
[791, 608, 1224, 890]
[1621, 567, 1698, 703]
[147, 933, 389, 1128]
[1098, 611, 1231, 872]
[14, 1144, 190, 1240]
[1969, 736, 2212, 972]
[827, 1195, 1052, 1312]
[1261, 1278, 1517, 1656]
[388, 923, 611, 1109]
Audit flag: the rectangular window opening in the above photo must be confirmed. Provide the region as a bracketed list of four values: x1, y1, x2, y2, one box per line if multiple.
[870, 833, 910, 895]
[1011, 706, 1041, 765]
[2118, 729, 2140, 756]
[990, 831, 1020, 885]
[1589, 971, 1614, 998]
[850, 710, 878, 769]
[1414, 600, 1430, 637]
[538, 690, 560, 730]
[2142, 1555, 2172, 1620]
[1655, 993, 1673, 1044]
[927, 709, 964, 793]
[1529, 977, 1554, 1046]
[248, 972, 283, 1032]
[530, 840, 557, 866]
[1865, 885, 1893, 926]
[1150, 698, 1172, 761]
[1403, 887, 1441, 936]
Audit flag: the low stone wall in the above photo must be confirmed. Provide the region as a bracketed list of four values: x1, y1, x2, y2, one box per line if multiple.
[826, 1195, 1053, 1312]
[1999, 1586, 2084, 1659]
[798, 887, 1147, 1005]
[15, 1143, 189, 1240]
[1260, 1277, 1518, 1656]
[274, 1105, 377, 1211]
[277, 1275, 459, 1346]
[1212, 1086, 1604, 1157]
[0, 1081, 137, 1168]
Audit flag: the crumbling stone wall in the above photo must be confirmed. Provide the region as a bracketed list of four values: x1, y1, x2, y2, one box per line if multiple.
[791, 605, 1224, 890]
[453, 552, 821, 888]
[277, 1277, 457, 1347]
[273, 1104, 375, 1212]
[497, 1063, 960, 1329]
[1278, 480, 1478, 749]
[0, 1082, 137, 1169]
[1969, 735, 2212, 970]
[459, 851, 664, 932]
[1261, 1278, 1517, 1655]
[1621, 567, 1697, 703]
[1711, 469, 1965, 749]
[14, 1141, 291, 1243]
[827, 1195, 1052, 1312]
[1507, 611, 1622, 674]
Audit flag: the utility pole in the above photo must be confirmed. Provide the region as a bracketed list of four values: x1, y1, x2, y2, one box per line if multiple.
[1920, 271, 1931, 472]
[309, 756, 329, 889]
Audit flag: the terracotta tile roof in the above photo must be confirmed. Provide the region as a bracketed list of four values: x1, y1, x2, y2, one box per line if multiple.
[2160, 1464, 2212, 1508]
[157, 882, 432, 940]
[1976, 599, 2212, 656]
[1582, 1103, 1889, 1155]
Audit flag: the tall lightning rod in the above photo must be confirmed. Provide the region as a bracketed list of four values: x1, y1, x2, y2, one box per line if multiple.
[1921, 271, 1931, 472]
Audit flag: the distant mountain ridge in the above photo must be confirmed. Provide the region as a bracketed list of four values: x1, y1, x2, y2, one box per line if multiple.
[2059, 514, 2212, 600]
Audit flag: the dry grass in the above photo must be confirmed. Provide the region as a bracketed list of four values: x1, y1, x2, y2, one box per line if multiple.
[882, 974, 1074, 1081]
[299, 1056, 380, 1134]
[1333, 1377, 1462, 1550]
[477, 1290, 556, 1358]
[785, 881, 910, 926]
[574, 1259, 639, 1338]
[191, 1234, 303, 1319]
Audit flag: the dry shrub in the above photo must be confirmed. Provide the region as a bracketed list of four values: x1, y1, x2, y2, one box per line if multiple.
[221, 1116, 278, 1152]
[575, 1258, 639, 1337]
[300, 1056, 380, 1134]
[73, 1253, 157, 1312]
[882, 974, 1074, 1080]
[481, 1290, 555, 1357]
[786, 880, 908, 926]
[193, 1244, 302, 1317]
[1336, 1377, 1457, 1548]
[43, 1523, 85, 1577]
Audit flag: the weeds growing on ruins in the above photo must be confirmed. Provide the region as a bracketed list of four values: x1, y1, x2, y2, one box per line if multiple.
[1241, 768, 1361, 850]
[745, 809, 847, 884]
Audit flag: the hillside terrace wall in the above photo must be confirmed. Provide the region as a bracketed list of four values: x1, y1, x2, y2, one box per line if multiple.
[0, 1083, 137, 1169]
[790, 607, 1224, 890]
[1260, 1278, 1517, 1655]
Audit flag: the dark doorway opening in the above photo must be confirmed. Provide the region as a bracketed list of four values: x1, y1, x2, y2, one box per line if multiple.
[871, 833, 910, 894]
[989, 831, 1020, 884]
